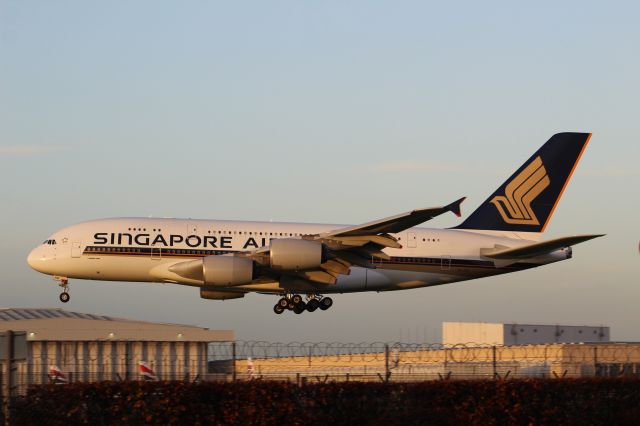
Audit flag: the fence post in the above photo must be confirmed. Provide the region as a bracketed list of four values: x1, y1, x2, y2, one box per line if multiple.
[3, 330, 13, 426]
[384, 344, 390, 383]
[232, 342, 237, 382]
[492, 345, 497, 379]
[0, 362, 3, 424]
[593, 345, 598, 377]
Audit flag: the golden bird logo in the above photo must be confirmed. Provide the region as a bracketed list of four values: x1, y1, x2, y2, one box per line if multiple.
[491, 156, 550, 225]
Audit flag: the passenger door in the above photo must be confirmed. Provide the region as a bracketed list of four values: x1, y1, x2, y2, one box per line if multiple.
[441, 255, 451, 270]
[151, 244, 162, 260]
[71, 242, 82, 258]
[406, 232, 417, 248]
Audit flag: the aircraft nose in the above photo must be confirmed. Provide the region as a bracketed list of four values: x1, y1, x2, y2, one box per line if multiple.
[27, 247, 43, 271]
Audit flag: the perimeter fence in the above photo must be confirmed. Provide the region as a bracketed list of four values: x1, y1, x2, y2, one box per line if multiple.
[5, 341, 640, 424]
[3, 341, 640, 395]
[208, 341, 640, 383]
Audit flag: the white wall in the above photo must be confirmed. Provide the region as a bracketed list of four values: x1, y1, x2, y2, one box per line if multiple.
[443, 322, 504, 345]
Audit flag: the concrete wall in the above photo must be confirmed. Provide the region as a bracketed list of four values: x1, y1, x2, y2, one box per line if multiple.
[230, 343, 640, 381]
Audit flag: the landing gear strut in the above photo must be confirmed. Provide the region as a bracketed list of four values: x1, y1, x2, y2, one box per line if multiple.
[272, 294, 333, 315]
[55, 277, 70, 303]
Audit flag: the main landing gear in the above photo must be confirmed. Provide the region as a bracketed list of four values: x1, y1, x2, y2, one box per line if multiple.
[273, 294, 333, 315]
[55, 276, 70, 303]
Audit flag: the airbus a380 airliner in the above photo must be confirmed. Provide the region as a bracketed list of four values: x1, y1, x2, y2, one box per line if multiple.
[28, 133, 602, 314]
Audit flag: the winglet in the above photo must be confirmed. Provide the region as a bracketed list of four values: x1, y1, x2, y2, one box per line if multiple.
[447, 197, 466, 218]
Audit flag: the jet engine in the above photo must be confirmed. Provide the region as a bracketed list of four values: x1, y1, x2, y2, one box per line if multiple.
[202, 256, 254, 286]
[269, 239, 323, 271]
[200, 288, 245, 300]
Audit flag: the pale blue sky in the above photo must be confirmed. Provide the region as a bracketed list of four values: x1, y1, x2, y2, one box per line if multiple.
[1, 1, 638, 342]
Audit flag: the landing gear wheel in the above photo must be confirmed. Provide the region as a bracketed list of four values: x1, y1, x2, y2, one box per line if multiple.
[278, 298, 288, 308]
[292, 294, 302, 304]
[55, 277, 70, 303]
[319, 297, 333, 310]
[293, 302, 306, 314]
[306, 299, 319, 312]
[287, 302, 296, 310]
[273, 304, 285, 314]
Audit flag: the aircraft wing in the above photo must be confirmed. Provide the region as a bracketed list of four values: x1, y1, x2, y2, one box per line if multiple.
[169, 198, 466, 286]
[481, 234, 604, 259]
[274, 197, 466, 284]
[323, 197, 466, 238]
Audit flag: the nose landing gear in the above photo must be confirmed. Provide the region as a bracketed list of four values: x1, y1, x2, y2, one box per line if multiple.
[55, 276, 70, 303]
[272, 294, 333, 315]
[59, 292, 70, 303]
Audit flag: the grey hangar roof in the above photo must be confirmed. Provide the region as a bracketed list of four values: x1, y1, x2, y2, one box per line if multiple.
[0, 308, 233, 342]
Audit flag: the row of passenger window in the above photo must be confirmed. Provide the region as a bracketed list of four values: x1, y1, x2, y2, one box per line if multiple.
[85, 246, 231, 256]
[120, 228, 304, 237]
[384, 257, 440, 264]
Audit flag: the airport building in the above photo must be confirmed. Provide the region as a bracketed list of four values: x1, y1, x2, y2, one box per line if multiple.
[442, 322, 610, 346]
[0, 308, 233, 389]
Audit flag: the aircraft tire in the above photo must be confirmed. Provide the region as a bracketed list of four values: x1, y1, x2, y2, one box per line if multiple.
[278, 298, 288, 308]
[293, 302, 306, 314]
[273, 304, 285, 314]
[307, 299, 320, 312]
[59, 292, 70, 303]
[319, 297, 333, 310]
[292, 294, 303, 304]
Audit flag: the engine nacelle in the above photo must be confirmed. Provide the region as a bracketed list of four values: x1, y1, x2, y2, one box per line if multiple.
[202, 256, 254, 286]
[270, 239, 323, 271]
[200, 288, 245, 300]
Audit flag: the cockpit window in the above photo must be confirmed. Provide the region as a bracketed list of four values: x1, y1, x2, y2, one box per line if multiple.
[43, 239, 57, 245]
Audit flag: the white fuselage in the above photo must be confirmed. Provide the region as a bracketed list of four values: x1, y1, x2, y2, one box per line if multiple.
[27, 217, 569, 295]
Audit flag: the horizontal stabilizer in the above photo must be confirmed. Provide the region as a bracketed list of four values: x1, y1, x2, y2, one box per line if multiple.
[481, 234, 604, 259]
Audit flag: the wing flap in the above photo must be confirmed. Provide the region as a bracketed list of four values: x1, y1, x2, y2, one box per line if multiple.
[482, 234, 604, 259]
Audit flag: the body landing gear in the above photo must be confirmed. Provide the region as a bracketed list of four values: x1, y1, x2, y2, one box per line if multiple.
[55, 277, 70, 303]
[272, 294, 333, 315]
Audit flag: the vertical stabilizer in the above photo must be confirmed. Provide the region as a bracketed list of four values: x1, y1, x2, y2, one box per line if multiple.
[455, 132, 590, 233]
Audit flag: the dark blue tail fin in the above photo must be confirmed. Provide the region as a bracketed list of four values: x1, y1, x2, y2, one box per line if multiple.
[455, 132, 591, 233]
